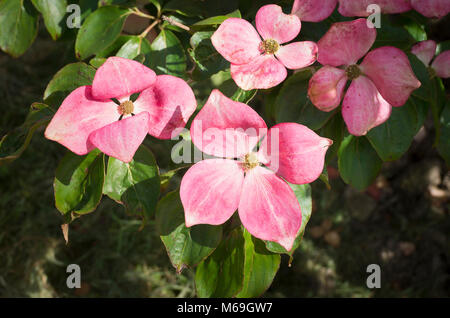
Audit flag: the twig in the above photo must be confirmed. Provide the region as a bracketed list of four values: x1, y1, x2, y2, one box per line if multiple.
[161, 15, 190, 31]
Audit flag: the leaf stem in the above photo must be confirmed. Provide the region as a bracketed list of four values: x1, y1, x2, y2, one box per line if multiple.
[139, 19, 160, 38]
[161, 15, 190, 31]
[130, 8, 156, 20]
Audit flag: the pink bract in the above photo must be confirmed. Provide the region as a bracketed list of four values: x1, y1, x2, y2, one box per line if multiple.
[411, 0, 450, 18]
[291, 0, 337, 22]
[45, 57, 197, 163]
[338, 0, 412, 17]
[411, 40, 450, 79]
[211, 4, 318, 90]
[180, 90, 332, 251]
[308, 19, 421, 136]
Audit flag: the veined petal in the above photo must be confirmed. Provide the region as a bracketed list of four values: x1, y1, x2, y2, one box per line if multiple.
[308, 66, 348, 112]
[230, 54, 287, 90]
[291, 0, 337, 22]
[338, 0, 412, 17]
[238, 166, 302, 251]
[360, 46, 421, 107]
[44, 86, 118, 155]
[134, 75, 197, 139]
[88, 112, 150, 163]
[180, 159, 244, 227]
[190, 90, 267, 158]
[91, 57, 156, 100]
[275, 41, 318, 70]
[411, 0, 450, 18]
[211, 18, 262, 65]
[342, 76, 392, 136]
[411, 40, 437, 66]
[432, 50, 450, 78]
[255, 4, 301, 44]
[258, 123, 332, 185]
[317, 18, 376, 66]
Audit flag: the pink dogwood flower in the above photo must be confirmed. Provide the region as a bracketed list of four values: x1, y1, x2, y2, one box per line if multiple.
[308, 19, 421, 136]
[180, 90, 332, 251]
[411, 40, 450, 78]
[45, 57, 196, 162]
[291, 0, 337, 22]
[338, 0, 412, 16]
[411, 0, 450, 18]
[211, 4, 318, 90]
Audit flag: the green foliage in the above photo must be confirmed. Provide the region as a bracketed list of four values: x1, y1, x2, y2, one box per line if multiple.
[31, 0, 67, 40]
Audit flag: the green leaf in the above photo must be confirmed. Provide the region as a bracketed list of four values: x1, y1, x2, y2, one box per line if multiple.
[146, 29, 186, 77]
[338, 136, 382, 191]
[275, 69, 335, 131]
[437, 101, 450, 167]
[116, 36, 151, 59]
[192, 10, 241, 27]
[0, 0, 39, 57]
[189, 31, 228, 80]
[236, 230, 280, 298]
[265, 183, 312, 256]
[231, 88, 257, 104]
[0, 103, 54, 165]
[367, 96, 427, 162]
[44, 62, 96, 100]
[319, 112, 345, 164]
[156, 190, 222, 273]
[195, 227, 245, 298]
[103, 145, 160, 221]
[75, 6, 129, 60]
[372, 15, 414, 50]
[54, 150, 105, 218]
[31, 0, 67, 40]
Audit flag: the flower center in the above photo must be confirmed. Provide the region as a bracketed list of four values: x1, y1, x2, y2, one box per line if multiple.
[243, 152, 259, 171]
[346, 64, 362, 80]
[119, 100, 134, 115]
[259, 39, 279, 55]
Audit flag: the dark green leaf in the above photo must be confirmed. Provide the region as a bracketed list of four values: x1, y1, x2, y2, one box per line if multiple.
[367, 97, 427, 162]
[191, 10, 241, 28]
[103, 145, 160, 221]
[0, 0, 39, 57]
[236, 230, 280, 298]
[31, 0, 67, 40]
[44, 62, 96, 100]
[54, 149, 105, 217]
[265, 183, 312, 255]
[231, 88, 257, 104]
[275, 69, 335, 131]
[146, 29, 186, 77]
[0, 103, 54, 165]
[195, 227, 245, 298]
[437, 101, 450, 167]
[338, 136, 382, 190]
[319, 112, 345, 164]
[189, 31, 228, 80]
[372, 15, 414, 50]
[156, 190, 222, 273]
[75, 6, 130, 60]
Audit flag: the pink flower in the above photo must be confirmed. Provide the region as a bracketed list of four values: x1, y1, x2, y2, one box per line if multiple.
[211, 4, 318, 90]
[308, 19, 421, 136]
[291, 0, 337, 22]
[180, 90, 332, 251]
[411, 0, 450, 18]
[411, 40, 450, 78]
[45, 57, 197, 162]
[338, 0, 412, 16]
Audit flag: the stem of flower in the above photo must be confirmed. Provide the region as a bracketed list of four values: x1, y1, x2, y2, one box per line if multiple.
[139, 19, 160, 38]
[130, 8, 156, 20]
[161, 15, 190, 31]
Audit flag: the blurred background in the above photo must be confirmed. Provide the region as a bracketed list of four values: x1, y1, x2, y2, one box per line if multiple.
[0, 14, 449, 298]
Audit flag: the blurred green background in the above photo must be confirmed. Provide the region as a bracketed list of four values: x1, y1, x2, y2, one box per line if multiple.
[0, 22, 449, 298]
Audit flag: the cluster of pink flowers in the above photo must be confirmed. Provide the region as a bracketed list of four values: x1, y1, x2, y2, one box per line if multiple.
[45, 2, 449, 251]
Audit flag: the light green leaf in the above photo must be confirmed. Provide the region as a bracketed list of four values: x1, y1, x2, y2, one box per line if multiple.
[103, 145, 160, 221]
[31, 0, 67, 40]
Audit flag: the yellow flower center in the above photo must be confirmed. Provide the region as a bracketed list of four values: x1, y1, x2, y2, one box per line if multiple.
[346, 64, 362, 80]
[243, 152, 259, 171]
[260, 39, 279, 55]
[118, 100, 134, 115]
